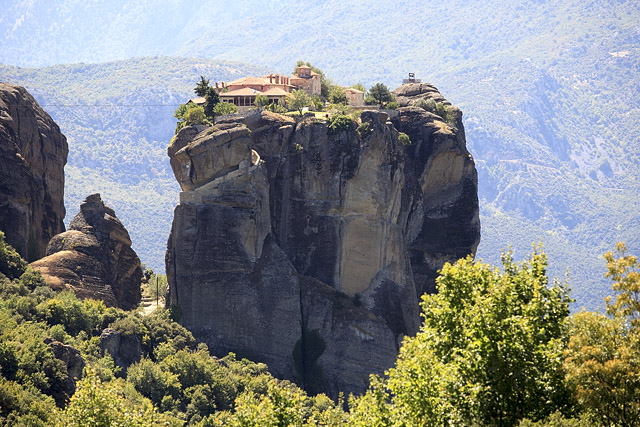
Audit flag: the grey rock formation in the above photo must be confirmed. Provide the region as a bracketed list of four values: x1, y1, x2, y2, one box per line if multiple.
[44, 338, 85, 405]
[99, 327, 141, 373]
[31, 194, 142, 309]
[0, 83, 68, 261]
[166, 84, 480, 397]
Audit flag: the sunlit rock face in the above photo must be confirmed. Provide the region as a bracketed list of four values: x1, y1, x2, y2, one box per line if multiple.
[0, 83, 68, 261]
[166, 84, 480, 398]
[32, 194, 143, 310]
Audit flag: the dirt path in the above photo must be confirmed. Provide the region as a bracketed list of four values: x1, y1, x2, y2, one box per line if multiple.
[140, 297, 162, 316]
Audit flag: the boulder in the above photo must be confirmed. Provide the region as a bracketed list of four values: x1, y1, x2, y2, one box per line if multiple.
[31, 194, 142, 309]
[45, 338, 85, 405]
[0, 83, 67, 261]
[99, 328, 141, 373]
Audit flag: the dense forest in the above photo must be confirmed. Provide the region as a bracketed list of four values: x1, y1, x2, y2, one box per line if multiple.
[2, 225, 638, 426]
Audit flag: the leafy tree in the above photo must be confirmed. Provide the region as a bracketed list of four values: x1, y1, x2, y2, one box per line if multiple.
[604, 242, 640, 325]
[350, 83, 367, 94]
[174, 102, 197, 121]
[564, 311, 640, 427]
[366, 83, 394, 106]
[286, 89, 312, 117]
[37, 291, 105, 336]
[254, 94, 270, 108]
[127, 358, 180, 407]
[519, 411, 595, 427]
[212, 101, 238, 116]
[563, 243, 640, 427]
[59, 369, 158, 427]
[328, 86, 347, 105]
[173, 102, 205, 133]
[203, 87, 220, 121]
[213, 379, 345, 427]
[194, 76, 210, 97]
[0, 377, 57, 426]
[183, 106, 209, 126]
[311, 95, 324, 111]
[350, 248, 572, 426]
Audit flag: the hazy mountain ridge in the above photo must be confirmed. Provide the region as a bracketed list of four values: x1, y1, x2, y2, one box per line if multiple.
[1, 0, 639, 308]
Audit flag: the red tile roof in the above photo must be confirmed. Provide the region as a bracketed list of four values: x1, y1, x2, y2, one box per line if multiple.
[263, 87, 290, 97]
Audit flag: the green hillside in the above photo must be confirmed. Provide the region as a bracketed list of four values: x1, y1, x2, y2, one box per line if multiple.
[1, 0, 639, 309]
[0, 57, 269, 272]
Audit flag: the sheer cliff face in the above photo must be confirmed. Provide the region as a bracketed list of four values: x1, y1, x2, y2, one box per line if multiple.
[0, 83, 68, 261]
[166, 84, 480, 397]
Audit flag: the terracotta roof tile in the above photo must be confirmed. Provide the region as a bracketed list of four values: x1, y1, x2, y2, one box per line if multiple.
[263, 87, 289, 97]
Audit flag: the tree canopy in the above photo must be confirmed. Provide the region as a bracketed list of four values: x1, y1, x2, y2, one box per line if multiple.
[3, 227, 640, 426]
[365, 83, 394, 106]
[350, 248, 572, 426]
[286, 89, 312, 116]
[328, 86, 347, 105]
[194, 76, 210, 98]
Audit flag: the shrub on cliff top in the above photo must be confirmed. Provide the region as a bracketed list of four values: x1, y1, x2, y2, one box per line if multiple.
[327, 114, 354, 135]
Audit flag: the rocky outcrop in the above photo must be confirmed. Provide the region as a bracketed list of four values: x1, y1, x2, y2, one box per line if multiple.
[99, 328, 141, 373]
[166, 84, 480, 397]
[44, 338, 85, 405]
[0, 83, 68, 261]
[31, 194, 142, 309]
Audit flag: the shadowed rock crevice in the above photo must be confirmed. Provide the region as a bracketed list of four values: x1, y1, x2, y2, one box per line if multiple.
[166, 83, 480, 398]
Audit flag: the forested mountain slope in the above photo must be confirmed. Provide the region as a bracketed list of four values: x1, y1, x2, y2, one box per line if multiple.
[1, 0, 638, 309]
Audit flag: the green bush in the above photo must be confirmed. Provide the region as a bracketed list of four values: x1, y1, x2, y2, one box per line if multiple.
[143, 309, 195, 359]
[356, 121, 371, 138]
[398, 132, 411, 146]
[19, 268, 48, 291]
[0, 231, 27, 280]
[415, 97, 436, 112]
[212, 101, 238, 117]
[265, 103, 288, 114]
[37, 292, 105, 336]
[59, 369, 158, 427]
[127, 358, 180, 407]
[0, 377, 57, 426]
[386, 101, 399, 109]
[327, 114, 354, 135]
